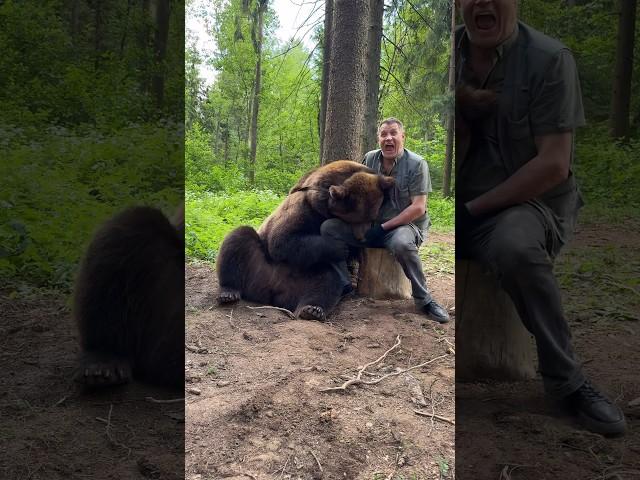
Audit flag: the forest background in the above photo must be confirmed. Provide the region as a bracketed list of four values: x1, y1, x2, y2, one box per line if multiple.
[184, 0, 640, 265]
[0, 0, 638, 292]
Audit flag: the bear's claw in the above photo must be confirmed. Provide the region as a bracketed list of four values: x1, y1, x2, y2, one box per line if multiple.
[298, 305, 326, 321]
[217, 290, 241, 305]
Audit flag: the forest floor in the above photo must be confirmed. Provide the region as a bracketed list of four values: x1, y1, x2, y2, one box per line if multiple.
[185, 231, 456, 480]
[456, 216, 640, 479]
[0, 293, 185, 480]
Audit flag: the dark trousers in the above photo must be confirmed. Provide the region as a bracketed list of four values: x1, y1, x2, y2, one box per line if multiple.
[320, 219, 433, 308]
[458, 203, 585, 398]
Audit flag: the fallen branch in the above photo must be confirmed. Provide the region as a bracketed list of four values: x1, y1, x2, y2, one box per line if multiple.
[104, 404, 132, 456]
[145, 396, 184, 404]
[414, 409, 455, 425]
[309, 449, 323, 473]
[319, 335, 401, 392]
[320, 336, 450, 392]
[246, 305, 295, 318]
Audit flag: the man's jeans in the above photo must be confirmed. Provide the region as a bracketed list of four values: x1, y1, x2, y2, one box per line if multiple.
[457, 203, 585, 398]
[320, 219, 433, 308]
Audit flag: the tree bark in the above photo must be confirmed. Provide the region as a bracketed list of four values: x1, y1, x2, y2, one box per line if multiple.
[456, 260, 536, 381]
[357, 249, 411, 299]
[610, 0, 637, 138]
[362, 0, 384, 156]
[319, 0, 334, 163]
[248, 0, 267, 183]
[321, 0, 369, 164]
[442, 2, 455, 198]
[152, 0, 171, 110]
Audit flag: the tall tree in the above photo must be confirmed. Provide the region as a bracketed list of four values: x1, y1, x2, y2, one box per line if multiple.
[248, 0, 268, 183]
[443, 0, 455, 197]
[610, 0, 637, 138]
[321, 0, 370, 164]
[152, 0, 171, 109]
[363, 0, 384, 155]
[319, 0, 334, 162]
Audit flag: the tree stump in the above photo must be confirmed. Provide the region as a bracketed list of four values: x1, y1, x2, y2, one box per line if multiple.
[456, 259, 537, 381]
[357, 248, 412, 299]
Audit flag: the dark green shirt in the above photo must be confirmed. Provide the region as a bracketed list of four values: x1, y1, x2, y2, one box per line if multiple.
[362, 148, 432, 233]
[456, 22, 585, 203]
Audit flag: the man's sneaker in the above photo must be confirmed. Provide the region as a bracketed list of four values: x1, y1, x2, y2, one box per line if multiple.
[421, 300, 450, 324]
[565, 380, 626, 436]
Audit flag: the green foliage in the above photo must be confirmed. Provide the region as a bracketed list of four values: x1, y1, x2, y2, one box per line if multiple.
[185, 190, 282, 261]
[574, 125, 640, 214]
[1, 124, 182, 291]
[429, 192, 454, 232]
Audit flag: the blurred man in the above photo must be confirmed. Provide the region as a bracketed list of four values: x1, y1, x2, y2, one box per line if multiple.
[456, 0, 626, 435]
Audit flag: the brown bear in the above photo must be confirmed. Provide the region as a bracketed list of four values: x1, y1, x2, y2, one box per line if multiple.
[216, 161, 394, 320]
[258, 160, 391, 270]
[74, 206, 184, 389]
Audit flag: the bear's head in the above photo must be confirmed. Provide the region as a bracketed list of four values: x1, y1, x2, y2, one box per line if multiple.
[327, 172, 395, 224]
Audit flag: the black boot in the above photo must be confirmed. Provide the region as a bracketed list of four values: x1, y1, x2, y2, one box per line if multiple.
[421, 300, 450, 324]
[564, 380, 626, 436]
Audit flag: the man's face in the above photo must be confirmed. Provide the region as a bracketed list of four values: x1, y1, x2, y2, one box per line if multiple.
[378, 122, 405, 160]
[458, 0, 518, 50]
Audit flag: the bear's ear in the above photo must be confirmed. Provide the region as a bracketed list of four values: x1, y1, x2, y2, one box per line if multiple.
[329, 185, 347, 200]
[379, 175, 395, 190]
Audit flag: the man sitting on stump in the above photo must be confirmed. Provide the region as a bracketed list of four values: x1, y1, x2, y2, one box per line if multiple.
[455, 0, 626, 435]
[321, 117, 450, 324]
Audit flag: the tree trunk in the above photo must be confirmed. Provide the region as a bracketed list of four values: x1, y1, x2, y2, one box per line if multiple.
[610, 0, 637, 138]
[319, 0, 334, 163]
[362, 0, 384, 156]
[152, 0, 171, 110]
[248, 0, 267, 183]
[442, 2, 455, 198]
[456, 260, 536, 381]
[358, 249, 411, 299]
[321, 0, 369, 164]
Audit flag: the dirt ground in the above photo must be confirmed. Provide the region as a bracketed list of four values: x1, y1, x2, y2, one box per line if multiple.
[456, 220, 640, 480]
[185, 232, 456, 480]
[0, 293, 185, 480]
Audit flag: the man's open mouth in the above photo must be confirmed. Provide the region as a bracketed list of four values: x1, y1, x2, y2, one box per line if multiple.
[384, 143, 395, 151]
[475, 12, 496, 31]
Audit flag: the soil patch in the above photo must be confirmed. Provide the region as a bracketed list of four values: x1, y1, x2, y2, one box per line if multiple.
[185, 236, 455, 480]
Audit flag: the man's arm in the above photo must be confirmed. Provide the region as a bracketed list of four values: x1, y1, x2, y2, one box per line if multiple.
[465, 131, 572, 215]
[382, 194, 427, 230]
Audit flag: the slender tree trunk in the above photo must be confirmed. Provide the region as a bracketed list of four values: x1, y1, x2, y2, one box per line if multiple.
[321, 0, 369, 164]
[610, 0, 637, 138]
[362, 0, 384, 156]
[70, 0, 80, 45]
[94, 0, 103, 70]
[152, 0, 171, 109]
[319, 0, 334, 163]
[443, 2, 455, 197]
[120, 0, 133, 59]
[248, 0, 267, 184]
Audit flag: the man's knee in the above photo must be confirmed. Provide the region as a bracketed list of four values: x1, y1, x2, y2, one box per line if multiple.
[320, 218, 349, 239]
[386, 228, 419, 259]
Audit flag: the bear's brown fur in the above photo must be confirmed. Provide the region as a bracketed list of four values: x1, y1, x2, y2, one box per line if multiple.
[216, 160, 394, 320]
[258, 160, 394, 270]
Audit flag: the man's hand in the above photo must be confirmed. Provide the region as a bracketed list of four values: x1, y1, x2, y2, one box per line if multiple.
[364, 223, 387, 246]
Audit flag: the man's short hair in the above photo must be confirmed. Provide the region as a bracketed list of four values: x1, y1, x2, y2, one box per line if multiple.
[378, 117, 404, 132]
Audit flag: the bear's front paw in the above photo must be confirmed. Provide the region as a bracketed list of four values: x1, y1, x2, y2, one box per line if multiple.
[297, 305, 326, 321]
[217, 289, 241, 305]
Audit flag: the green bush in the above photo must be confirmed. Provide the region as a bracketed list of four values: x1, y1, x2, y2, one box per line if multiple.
[185, 190, 283, 261]
[0, 123, 182, 291]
